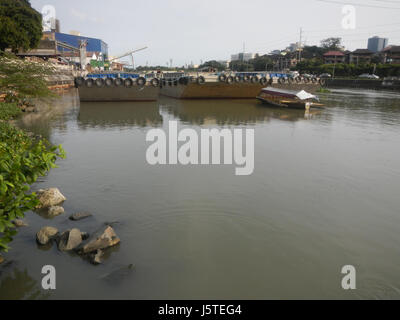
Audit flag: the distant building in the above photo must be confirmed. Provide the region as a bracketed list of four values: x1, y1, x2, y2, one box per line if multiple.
[54, 32, 108, 60]
[381, 46, 400, 64]
[368, 36, 388, 53]
[231, 52, 256, 62]
[287, 42, 300, 52]
[323, 51, 345, 64]
[349, 49, 374, 64]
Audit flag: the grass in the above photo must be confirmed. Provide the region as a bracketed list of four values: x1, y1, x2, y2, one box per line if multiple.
[0, 102, 21, 121]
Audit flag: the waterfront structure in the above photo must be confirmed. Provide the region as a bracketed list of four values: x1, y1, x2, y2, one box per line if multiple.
[368, 36, 389, 53]
[54, 32, 108, 60]
[381, 46, 400, 64]
[323, 51, 345, 64]
[349, 49, 374, 64]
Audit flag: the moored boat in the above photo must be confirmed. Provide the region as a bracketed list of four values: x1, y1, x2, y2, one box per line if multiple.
[75, 73, 160, 102]
[256, 87, 324, 109]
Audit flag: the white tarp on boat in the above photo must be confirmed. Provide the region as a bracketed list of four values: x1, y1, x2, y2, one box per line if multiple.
[261, 87, 318, 101]
[296, 90, 318, 100]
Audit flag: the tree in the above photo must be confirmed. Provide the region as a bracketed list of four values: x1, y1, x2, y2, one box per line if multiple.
[198, 60, 226, 71]
[321, 37, 343, 51]
[0, 0, 42, 53]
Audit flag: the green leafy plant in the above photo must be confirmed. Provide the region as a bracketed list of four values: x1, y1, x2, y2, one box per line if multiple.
[0, 120, 65, 252]
[0, 102, 21, 120]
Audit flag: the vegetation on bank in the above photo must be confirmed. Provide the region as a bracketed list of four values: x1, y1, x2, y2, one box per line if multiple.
[0, 104, 65, 252]
[0, 102, 21, 120]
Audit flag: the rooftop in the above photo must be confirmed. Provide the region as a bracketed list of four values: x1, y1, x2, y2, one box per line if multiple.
[323, 51, 345, 57]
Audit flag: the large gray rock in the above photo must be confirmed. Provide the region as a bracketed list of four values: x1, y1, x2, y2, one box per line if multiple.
[36, 226, 59, 245]
[48, 206, 65, 217]
[79, 226, 120, 254]
[69, 212, 92, 221]
[58, 228, 82, 251]
[36, 188, 66, 209]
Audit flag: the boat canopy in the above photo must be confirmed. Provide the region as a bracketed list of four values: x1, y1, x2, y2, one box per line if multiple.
[261, 87, 318, 101]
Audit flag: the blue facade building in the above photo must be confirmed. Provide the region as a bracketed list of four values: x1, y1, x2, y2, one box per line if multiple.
[367, 36, 388, 53]
[55, 32, 108, 59]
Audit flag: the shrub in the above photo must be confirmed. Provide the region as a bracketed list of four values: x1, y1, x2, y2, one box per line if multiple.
[0, 102, 21, 120]
[0, 120, 65, 252]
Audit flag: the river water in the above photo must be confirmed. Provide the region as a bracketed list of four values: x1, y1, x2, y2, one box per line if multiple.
[1, 88, 400, 299]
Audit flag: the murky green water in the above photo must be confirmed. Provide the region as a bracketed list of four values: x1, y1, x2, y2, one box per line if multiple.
[1, 88, 400, 299]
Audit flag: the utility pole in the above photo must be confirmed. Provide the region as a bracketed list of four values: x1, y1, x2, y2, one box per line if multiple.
[299, 27, 303, 62]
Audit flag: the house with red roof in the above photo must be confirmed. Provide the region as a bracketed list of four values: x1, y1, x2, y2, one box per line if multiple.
[323, 51, 345, 64]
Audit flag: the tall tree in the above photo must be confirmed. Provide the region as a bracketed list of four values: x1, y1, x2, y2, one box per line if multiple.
[0, 0, 42, 53]
[320, 37, 343, 51]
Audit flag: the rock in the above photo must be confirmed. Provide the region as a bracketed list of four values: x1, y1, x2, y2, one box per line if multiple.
[13, 219, 28, 227]
[35, 188, 66, 209]
[48, 206, 65, 217]
[69, 212, 92, 221]
[57, 228, 82, 252]
[79, 226, 120, 254]
[36, 226, 58, 245]
[0, 255, 4, 264]
[90, 249, 104, 265]
[81, 232, 90, 241]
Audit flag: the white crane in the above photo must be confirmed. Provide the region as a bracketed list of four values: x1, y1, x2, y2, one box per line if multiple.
[108, 47, 148, 69]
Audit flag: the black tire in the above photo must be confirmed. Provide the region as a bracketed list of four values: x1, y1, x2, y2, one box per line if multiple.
[85, 78, 94, 88]
[105, 78, 113, 87]
[75, 77, 85, 87]
[218, 74, 227, 82]
[114, 78, 123, 87]
[259, 77, 267, 85]
[151, 78, 160, 87]
[304, 77, 310, 83]
[319, 78, 326, 86]
[287, 77, 294, 84]
[95, 78, 104, 87]
[124, 78, 133, 87]
[311, 77, 318, 84]
[136, 77, 146, 86]
[226, 76, 234, 84]
[295, 76, 302, 83]
[197, 76, 205, 85]
[251, 76, 259, 84]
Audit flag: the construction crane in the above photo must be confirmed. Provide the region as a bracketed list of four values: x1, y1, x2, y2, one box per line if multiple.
[108, 47, 148, 69]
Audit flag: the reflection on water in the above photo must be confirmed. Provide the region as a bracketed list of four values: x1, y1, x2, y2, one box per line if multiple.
[0, 264, 49, 300]
[78, 101, 163, 129]
[3, 88, 400, 300]
[159, 96, 323, 125]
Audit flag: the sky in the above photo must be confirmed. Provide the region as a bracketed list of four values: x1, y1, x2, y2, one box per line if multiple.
[30, 0, 400, 67]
